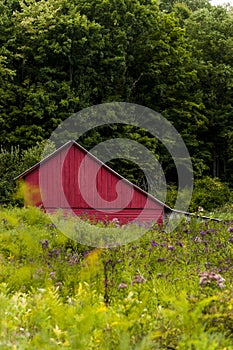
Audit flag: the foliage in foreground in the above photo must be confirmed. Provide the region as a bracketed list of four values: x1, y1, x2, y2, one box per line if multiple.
[0, 206, 232, 349]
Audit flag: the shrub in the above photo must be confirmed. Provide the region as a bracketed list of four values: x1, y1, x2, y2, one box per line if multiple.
[189, 176, 232, 212]
[0, 141, 55, 204]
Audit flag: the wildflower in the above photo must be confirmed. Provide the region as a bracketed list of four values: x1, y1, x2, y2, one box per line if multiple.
[47, 223, 56, 230]
[49, 271, 56, 279]
[112, 218, 120, 227]
[118, 282, 128, 290]
[228, 227, 233, 233]
[83, 250, 90, 258]
[48, 249, 60, 257]
[132, 274, 146, 284]
[199, 271, 226, 289]
[167, 245, 174, 250]
[112, 217, 119, 224]
[157, 258, 166, 262]
[68, 255, 80, 265]
[151, 240, 159, 247]
[40, 239, 49, 249]
[199, 230, 207, 236]
[194, 236, 202, 243]
[55, 282, 62, 287]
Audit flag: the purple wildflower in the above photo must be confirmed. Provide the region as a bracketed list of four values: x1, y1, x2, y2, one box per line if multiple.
[47, 223, 56, 230]
[48, 249, 60, 257]
[117, 282, 128, 290]
[151, 240, 159, 247]
[194, 236, 202, 243]
[112, 218, 119, 223]
[132, 274, 146, 284]
[49, 271, 56, 279]
[68, 255, 80, 265]
[157, 258, 166, 262]
[228, 227, 233, 233]
[83, 251, 90, 258]
[167, 245, 174, 250]
[112, 218, 120, 227]
[200, 230, 207, 236]
[55, 282, 62, 287]
[40, 239, 49, 249]
[199, 271, 226, 289]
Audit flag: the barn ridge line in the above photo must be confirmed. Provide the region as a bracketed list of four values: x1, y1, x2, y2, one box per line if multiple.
[14, 139, 172, 212]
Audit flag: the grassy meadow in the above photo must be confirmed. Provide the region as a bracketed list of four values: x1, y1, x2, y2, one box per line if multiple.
[0, 206, 232, 349]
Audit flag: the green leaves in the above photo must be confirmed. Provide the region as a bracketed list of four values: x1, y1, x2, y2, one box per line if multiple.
[0, 140, 55, 204]
[0, 207, 233, 348]
[184, 5, 233, 179]
[0, 0, 233, 189]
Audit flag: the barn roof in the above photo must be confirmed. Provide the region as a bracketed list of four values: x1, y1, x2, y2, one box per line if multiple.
[15, 140, 172, 211]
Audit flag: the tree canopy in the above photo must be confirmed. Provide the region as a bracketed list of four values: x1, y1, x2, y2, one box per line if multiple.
[0, 0, 233, 205]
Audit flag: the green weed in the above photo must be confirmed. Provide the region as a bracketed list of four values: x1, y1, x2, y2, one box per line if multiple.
[0, 207, 232, 349]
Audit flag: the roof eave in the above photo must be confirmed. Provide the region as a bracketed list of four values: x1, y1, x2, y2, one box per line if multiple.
[14, 139, 172, 210]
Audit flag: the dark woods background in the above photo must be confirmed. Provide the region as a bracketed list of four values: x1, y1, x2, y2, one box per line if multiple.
[0, 0, 233, 211]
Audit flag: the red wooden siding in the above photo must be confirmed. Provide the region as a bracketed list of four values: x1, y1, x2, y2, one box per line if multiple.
[18, 141, 166, 224]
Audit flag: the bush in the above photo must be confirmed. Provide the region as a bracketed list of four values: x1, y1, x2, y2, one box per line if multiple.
[0, 141, 55, 204]
[189, 176, 232, 212]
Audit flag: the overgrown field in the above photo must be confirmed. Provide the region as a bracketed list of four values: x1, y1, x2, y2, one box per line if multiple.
[0, 207, 232, 349]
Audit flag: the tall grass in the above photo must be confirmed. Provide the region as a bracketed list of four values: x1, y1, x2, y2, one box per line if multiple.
[0, 206, 232, 349]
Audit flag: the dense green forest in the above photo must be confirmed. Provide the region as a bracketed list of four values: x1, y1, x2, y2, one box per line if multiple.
[0, 0, 233, 209]
[0, 3, 233, 347]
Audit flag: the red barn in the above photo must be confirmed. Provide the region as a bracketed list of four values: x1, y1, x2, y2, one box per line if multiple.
[16, 140, 171, 225]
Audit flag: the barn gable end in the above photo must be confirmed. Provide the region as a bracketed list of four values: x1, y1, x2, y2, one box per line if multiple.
[16, 140, 171, 224]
